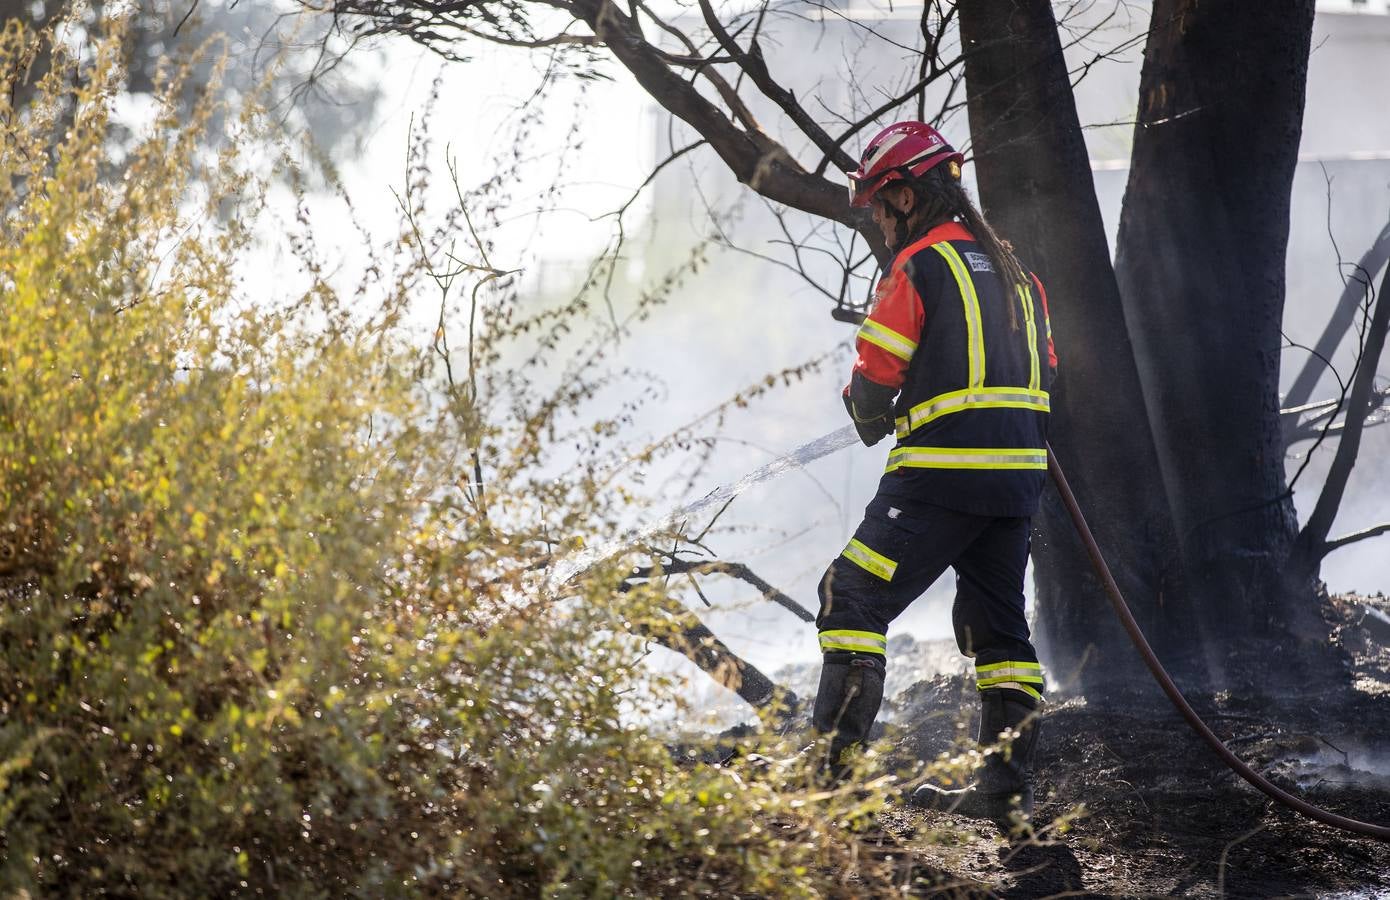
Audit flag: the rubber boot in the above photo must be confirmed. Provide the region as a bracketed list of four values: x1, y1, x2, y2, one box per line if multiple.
[908, 690, 1040, 826]
[810, 655, 886, 783]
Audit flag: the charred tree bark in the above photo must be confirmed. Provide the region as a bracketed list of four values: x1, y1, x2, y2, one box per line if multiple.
[622, 558, 808, 713]
[957, 0, 1182, 699]
[638, 603, 793, 712]
[1112, 0, 1335, 685]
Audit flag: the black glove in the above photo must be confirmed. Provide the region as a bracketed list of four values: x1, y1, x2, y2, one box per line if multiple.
[843, 390, 895, 447]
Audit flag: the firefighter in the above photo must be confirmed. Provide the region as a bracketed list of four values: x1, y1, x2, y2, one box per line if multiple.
[812, 121, 1057, 826]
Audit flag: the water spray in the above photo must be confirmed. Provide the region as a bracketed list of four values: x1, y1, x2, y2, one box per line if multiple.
[555, 425, 1390, 842]
[546, 425, 859, 591]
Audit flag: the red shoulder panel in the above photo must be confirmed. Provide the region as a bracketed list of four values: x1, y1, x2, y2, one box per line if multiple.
[1031, 273, 1058, 370]
[851, 265, 924, 389]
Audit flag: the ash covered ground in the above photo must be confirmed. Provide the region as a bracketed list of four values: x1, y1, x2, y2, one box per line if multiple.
[813, 594, 1390, 897]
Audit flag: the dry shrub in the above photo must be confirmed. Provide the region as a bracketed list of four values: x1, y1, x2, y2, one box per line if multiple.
[0, 12, 951, 898]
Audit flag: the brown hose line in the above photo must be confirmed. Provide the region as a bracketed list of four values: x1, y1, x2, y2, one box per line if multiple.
[1046, 445, 1390, 842]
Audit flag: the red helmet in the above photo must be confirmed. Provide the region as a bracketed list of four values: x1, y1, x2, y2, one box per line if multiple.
[847, 121, 963, 208]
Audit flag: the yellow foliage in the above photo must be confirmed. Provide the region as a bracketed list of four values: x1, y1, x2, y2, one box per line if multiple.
[0, 11, 943, 899]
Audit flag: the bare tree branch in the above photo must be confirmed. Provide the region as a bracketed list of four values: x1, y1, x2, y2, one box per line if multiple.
[1324, 522, 1390, 554]
[1283, 386, 1387, 447]
[627, 556, 815, 623]
[633, 596, 798, 711]
[627, 0, 762, 133]
[575, 0, 857, 225]
[1283, 217, 1390, 427]
[348, 0, 880, 304]
[598, 137, 707, 221]
[812, 48, 966, 178]
[696, 0, 856, 174]
[1281, 396, 1341, 419]
[1286, 263, 1390, 493]
[449, 22, 599, 49]
[1295, 260, 1390, 563]
[614, 537, 812, 711]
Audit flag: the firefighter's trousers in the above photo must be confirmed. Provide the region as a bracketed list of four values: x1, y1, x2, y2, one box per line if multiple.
[816, 495, 1044, 705]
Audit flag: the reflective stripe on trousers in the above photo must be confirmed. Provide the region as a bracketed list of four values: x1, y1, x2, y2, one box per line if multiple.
[819, 629, 889, 656]
[976, 660, 1043, 700]
[840, 537, 898, 581]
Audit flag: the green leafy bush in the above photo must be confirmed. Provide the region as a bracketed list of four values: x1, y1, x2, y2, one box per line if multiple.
[0, 14, 952, 897]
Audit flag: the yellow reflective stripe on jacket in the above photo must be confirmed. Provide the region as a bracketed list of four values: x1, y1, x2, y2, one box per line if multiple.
[885, 446, 1048, 472]
[1018, 283, 1041, 391]
[819, 629, 888, 656]
[840, 538, 898, 581]
[934, 243, 985, 389]
[893, 387, 1050, 438]
[857, 318, 918, 362]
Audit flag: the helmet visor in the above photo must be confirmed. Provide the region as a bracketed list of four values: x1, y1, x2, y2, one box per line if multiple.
[847, 173, 861, 205]
[847, 170, 885, 208]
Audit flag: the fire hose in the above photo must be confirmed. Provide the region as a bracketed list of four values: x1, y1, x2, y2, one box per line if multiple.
[552, 424, 1388, 840]
[1046, 444, 1390, 842]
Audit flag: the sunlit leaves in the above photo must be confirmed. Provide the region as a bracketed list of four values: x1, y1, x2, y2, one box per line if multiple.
[0, 12, 946, 899]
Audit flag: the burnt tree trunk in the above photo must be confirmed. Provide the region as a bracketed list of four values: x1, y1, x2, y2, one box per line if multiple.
[958, 0, 1183, 699]
[1113, 0, 1338, 686]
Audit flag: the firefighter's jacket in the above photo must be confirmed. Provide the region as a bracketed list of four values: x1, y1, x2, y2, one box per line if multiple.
[846, 221, 1057, 518]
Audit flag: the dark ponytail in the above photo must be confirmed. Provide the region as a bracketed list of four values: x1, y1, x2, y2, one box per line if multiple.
[899, 166, 1029, 331]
